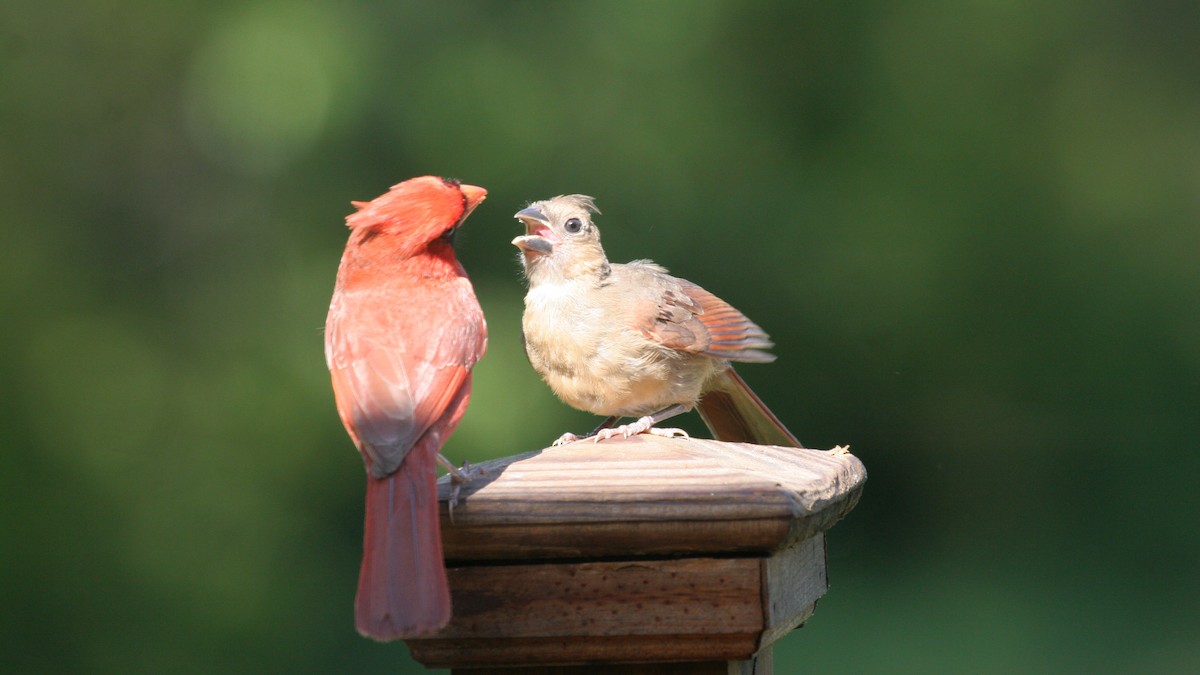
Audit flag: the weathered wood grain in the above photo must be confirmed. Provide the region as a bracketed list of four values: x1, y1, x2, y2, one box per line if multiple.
[409, 556, 769, 667]
[760, 536, 827, 647]
[422, 634, 757, 671]
[442, 557, 762, 638]
[407, 437, 865, 672]
[457, 662, 734, 675]
[437, 436, 865, 560]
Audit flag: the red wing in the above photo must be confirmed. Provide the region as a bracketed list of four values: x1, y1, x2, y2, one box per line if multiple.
[642, 279, 775, 363]
[326, 279, 485, 477]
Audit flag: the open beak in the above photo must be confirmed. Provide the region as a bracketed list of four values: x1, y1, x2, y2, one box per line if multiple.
[512, 206, 555, 255]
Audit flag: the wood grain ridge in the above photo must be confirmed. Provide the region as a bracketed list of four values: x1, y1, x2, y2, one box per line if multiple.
[436, 436, 865, 560]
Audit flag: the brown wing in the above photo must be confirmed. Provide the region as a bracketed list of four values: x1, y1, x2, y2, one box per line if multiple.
[326, 277, 485, 478]
[641, 275, 776, 363]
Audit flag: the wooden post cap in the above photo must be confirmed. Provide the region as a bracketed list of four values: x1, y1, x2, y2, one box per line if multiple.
[408, 436, 866, 671]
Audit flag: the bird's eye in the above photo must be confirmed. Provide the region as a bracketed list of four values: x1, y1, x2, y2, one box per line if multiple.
[564, 217, 583, 233]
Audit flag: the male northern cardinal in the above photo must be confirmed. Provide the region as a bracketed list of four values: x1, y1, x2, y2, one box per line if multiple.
[325, 176, 487, 640]
[512, 194, 800, 447]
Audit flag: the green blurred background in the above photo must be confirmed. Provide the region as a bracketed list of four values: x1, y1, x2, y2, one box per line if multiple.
[3, 1, 1198, 672]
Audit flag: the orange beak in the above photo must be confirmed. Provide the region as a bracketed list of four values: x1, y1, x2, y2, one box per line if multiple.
[459, 184, 487, 212]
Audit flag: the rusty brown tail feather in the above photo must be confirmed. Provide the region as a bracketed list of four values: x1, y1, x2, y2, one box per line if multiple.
[697, 366, 802, 448]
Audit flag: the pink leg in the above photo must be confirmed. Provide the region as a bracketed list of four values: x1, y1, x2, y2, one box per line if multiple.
[592, 404, 692, 443]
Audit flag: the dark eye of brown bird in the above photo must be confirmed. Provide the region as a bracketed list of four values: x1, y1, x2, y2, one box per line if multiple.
[565, 217, 583, 233]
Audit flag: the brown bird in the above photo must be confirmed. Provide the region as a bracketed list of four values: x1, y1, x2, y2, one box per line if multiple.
[512, 194, 800, 447]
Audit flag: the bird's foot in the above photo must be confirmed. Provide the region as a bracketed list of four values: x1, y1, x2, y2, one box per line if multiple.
[552, 416, 622, 446]
[552, 432, 585, 446]
[592, 416, 690, 443]
[646, 427, 690, 440]
[439, 456, 485, 521]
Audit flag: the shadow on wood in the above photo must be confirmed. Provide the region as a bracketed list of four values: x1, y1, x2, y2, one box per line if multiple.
[407, 435, 866, 673]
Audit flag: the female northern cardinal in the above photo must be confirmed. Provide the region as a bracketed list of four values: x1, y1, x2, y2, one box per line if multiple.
[513, 195, 800, 448]
[326, 176, 487, 640]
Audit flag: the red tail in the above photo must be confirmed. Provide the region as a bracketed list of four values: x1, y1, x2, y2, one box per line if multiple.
[355, 447, 449, 640]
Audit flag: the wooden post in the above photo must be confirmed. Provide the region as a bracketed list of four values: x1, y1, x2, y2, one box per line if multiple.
[407, 435, 866, 674]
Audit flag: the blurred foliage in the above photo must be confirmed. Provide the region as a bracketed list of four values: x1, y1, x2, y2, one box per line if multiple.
[2, 1, 1198, 673]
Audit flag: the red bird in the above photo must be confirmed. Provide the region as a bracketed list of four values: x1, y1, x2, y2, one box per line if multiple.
[325, 176, 487, 640]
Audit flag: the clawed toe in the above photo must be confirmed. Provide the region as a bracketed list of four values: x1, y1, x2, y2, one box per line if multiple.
[587, 416, 687, 443]
[445, 460, 485, 521]
[553, 432, 583, 446]
[647, 427, 689, 439]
